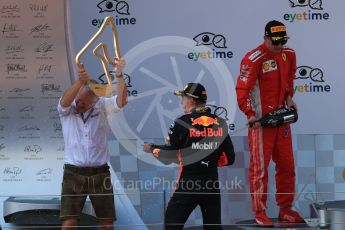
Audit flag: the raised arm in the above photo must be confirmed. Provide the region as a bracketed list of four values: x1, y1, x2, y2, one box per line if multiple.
[60, 64, 89, 107]
[112, 58, 128, 108]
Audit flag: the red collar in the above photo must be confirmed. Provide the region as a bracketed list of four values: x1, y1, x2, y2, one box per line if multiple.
[260, 42, 282, 57]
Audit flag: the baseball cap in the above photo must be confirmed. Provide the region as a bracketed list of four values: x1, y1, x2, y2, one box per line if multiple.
[174, 83, 207, 102]
[265, 20, 289, 41]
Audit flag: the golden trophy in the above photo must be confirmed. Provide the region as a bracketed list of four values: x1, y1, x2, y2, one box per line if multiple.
[75, 16, 121, 97]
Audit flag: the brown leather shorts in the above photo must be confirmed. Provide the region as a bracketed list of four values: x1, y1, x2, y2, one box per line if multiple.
[60, 164, 116, 221]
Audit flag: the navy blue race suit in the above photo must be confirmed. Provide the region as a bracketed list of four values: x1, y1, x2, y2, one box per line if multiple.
[150, 107, 235, 230]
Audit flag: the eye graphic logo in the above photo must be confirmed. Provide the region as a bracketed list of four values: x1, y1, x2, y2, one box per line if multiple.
[97, 0, 130, 15]
[284, 0, 329, 22]
[206, 104, 229, 121]
[295, 66, 324, 82]
[289, 0, 323, 10]
[294, 65, 331, 93]
[98, 71, 115, 84]
[188, 32, 233, 61]
[98, 71, 132, 87]
[206, 104, 236, 132]
[193, 32, 227, 49]
[92, 1, 136, 27]
[98, 71, 138, 97]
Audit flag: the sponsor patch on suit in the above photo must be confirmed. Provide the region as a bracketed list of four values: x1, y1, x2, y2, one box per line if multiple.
[262, 59, 277, 73]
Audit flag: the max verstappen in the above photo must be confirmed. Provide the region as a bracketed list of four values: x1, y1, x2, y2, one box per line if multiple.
[143, 83, 235, 230]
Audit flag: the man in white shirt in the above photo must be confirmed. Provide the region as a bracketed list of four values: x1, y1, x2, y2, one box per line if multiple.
[58, 59, 127, 230]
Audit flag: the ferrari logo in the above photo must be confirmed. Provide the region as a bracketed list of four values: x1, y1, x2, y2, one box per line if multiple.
[282, 53, 286, 61]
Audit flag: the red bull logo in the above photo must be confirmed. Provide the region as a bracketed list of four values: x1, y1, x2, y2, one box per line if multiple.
[191, 116, 219, 127]
[189, 127, 223, 137]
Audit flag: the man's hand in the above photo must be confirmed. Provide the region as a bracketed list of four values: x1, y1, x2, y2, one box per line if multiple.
[142, 143, 153, 153]
[286, 95, 297, 111]
[111, 58, 126, 76]
[248, 116, 260, 129]
[77, 64, 89, 84]
[60, 64, 89, 108]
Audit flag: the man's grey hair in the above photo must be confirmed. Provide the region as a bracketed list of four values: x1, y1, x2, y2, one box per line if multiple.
[81, 80, 98, 98]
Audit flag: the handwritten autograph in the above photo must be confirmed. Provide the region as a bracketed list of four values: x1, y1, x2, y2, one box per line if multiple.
[7, 64, 27, 74]
[41, 84, 61, 95]
[38, 64, 53, 74]
[36, 168, 52, 176]
[49, 105, 58, 113]
[53, 122, 62, 133]
[18, 125, 40, 132]
[9, 88, 30, 93]
[29, 23, 51, 34]
[35, 42, 53, 53]
[0, 5, 20, 14]
[3, 167, 22, 176]
[29, 4, 48, 12]
[24, 144, 42, 154]
[2, 24, 22, 34]
[19, 105, 34, 113]
[5, 45, 24, 54]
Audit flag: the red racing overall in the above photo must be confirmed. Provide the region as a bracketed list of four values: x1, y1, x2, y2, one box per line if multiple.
[236, 43, 297, 212]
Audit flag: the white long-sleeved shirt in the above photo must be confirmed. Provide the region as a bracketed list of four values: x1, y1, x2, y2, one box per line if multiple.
[57, 96, 119, 166]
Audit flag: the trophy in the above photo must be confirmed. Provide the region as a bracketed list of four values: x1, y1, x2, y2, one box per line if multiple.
[75, 16, 121, 97]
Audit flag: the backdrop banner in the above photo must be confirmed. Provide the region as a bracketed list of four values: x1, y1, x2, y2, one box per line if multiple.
[67, 0, 344, 137]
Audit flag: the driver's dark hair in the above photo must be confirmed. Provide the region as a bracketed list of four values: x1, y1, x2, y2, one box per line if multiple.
[195, 99, 206, 107]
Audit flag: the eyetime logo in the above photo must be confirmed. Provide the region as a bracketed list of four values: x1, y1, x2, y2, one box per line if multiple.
[92, 0, 136, 27]
[187, 32, 234, 62]
[98, 71, 138, 97]
[283, 0, 330, 23]
[294, 65, 331, 93]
